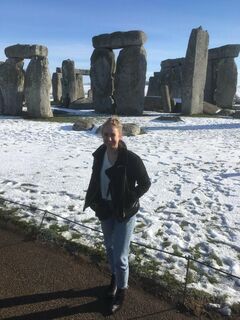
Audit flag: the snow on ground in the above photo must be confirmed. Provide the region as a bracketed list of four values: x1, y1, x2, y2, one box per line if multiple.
[0, 111, 240, 304]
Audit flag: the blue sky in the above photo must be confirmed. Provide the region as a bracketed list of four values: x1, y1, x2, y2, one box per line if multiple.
[0, 0, 239, 83]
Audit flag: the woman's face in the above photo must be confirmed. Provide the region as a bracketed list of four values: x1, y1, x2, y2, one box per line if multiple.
[102, 125, 122, 150]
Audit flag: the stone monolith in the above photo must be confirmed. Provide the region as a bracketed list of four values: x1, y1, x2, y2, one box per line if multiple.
[62, 59, 76, 106]
[52, 72, 62, 103]
[182, 27, 209, 115]
[114, 46, 147, 115]
[0, 58, 24, 115]
[215, 58, 238, 108]
[25, 56, 53, 118]
[90, 48, 115, 113]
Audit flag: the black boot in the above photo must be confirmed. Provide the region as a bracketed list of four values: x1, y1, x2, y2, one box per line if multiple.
[106, 274, 117, 299]
[110, 288, 126, 314]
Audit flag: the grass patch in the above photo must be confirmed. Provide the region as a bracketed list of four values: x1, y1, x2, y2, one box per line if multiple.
[206, 252, 223, 267]
[172, 244, 182, 256]
[155, 229, 163, 237]
[49, 223, 69, 233]
[1, 203, 239, 315]
[81, 217, 96, 224]
[134, 222, 146, 233]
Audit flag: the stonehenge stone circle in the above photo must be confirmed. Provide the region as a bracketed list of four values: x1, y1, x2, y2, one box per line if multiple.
[90, 30, 147, 115]
[114, 45, 147, 115]
[0, 43, 52, 117]
[5, 44, 48, 59]
[215, 58, 238, 108]
[0, 58, 25, 115]
[205, 45, 240, 107]
[90, 48, 115, 113]
[25, 56, 53, 118]
[52, 71, 62, 103]
[61, 59, 85, 106]
[181, 26, 209, 115]
[92, 30, 147, 49]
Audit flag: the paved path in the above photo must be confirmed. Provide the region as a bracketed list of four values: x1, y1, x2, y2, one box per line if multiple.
[0, 227, 201, 319]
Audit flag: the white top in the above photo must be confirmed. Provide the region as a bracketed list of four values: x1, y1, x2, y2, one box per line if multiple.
[100, 151, 112, 200]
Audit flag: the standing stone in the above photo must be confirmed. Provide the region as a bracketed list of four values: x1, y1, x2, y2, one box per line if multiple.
[204, 45, 240, 105]
[75, 73, 85, 99]
[52, 72, 62, 103]
[215, 58, 238, 108]
[62, 59, 76, 106]
[182, 27, 209, 115]
[161, 85, 172, 112]
[147, 72, 161, 96]
[114, 46, 147, 115]
[160, 58, 185, 100]
[25, 57, 53, 118]
[0, 58, 24, 115]
[90, 48, 115, 113]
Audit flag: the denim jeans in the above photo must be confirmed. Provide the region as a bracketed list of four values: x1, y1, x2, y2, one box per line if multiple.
[101, 215, 136, 289]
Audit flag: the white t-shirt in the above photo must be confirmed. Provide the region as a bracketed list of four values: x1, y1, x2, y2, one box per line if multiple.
[100, 151, 112, 200]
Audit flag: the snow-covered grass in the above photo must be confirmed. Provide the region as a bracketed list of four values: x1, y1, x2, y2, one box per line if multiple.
[0, 110, 240, 305]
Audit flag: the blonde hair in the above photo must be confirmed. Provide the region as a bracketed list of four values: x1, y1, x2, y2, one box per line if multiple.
[101, 116, 123, 136]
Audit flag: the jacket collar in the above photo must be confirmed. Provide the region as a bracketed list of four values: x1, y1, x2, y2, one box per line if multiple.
[93, 141, 128, 166]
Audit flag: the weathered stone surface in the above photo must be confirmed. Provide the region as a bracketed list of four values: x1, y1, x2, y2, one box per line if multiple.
[144, 96, 162, 111]
[155, 115, 182, 121]
[0, 58, 24, 115]
[5, 44, 48, 59]
[75, 73, 85, 100]
[62, 59, 81, 106]
[72, 118, 94, 131]
[182, 27, 209, 115]
[161, 58, 185, 69]
[215, 58, 238, 108]
[75, 69, 90, 75]
[114, 46, 147, 115]
[56, 67, 62, 73]
[147, 74, 161, 96]
[52, 72, 62, 103]
[69, 97, 93, 110]
[159, 58, 184, 100]
[87, 89, 93, 99]
[122, 123, 141, 136]
[161, 85, 172, 112]
[25, 57, 53, 118]
[62, 59, 75, 106]
[208, 44, 240, 60]
[92, 30, 147, 49]
[233, 111, 240, 119]
[90, 48, 115, 113]
[203, 101, 220, 114]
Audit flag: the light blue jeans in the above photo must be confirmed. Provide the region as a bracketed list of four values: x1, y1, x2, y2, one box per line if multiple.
[101, 215, 136, 289]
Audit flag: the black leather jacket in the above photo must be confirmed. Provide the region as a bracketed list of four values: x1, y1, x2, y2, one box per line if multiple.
[83, 141, 151, 221]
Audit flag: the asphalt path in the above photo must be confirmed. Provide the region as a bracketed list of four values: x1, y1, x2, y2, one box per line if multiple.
[0, 227, 203, 319]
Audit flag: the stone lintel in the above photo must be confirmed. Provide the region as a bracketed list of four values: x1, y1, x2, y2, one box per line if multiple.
[75, 69, 90, 75]
[153, 72, 161, 77]
[92, 30, 147, 49]
[5, 44, 48, 59]
[208, 44, 240, 60]
[161, 58, 185, 69]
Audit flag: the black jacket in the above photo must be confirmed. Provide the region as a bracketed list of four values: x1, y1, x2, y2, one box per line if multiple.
[83, 141, 151, 221]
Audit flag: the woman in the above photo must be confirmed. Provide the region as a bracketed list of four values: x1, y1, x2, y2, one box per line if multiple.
[84, 117, 151, 314]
